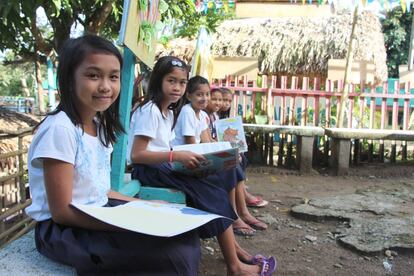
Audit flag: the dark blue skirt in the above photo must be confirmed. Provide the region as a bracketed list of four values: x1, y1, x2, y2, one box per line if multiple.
[35, 199, 200, 275]
[132, 163, 238, 238]
[236, 153, 248, 182]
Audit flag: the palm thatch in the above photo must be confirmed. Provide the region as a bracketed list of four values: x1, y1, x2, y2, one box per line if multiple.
[156, 11, 388, 82]
[155, 38, 195, 65]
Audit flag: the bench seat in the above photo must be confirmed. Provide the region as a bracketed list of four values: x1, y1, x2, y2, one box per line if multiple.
[243, 124, 325, 174]
[325, 128, 414, 175]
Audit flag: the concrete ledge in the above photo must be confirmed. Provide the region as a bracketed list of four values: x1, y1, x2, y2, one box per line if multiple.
[244, 124, 325, 136]
[325, 128, 414, 141]
[0, 231, 75, 275]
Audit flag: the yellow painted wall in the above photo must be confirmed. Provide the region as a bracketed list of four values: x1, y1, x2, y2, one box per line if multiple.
[212, 57, 259, 80]
[236, 3, 332, 18]
[327, 59, 375, 84]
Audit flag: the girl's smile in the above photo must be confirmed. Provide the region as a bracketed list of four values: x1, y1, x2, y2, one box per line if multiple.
[74, 53, 121, 122]
[188, 84, 210, 112]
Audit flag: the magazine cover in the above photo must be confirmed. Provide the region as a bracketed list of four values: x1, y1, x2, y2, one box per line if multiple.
[215, 116, 248, 153]
[71, 201, 230, 237]
[172, 142, 238, 177]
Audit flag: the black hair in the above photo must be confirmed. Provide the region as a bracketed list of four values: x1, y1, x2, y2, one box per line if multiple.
[218, 87, 232, 119]
[139, 56, 189, 126]
[184, 75, 210, 104]
[35, 35, 124, 147]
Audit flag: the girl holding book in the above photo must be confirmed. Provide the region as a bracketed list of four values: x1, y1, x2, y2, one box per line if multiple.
[218, 88, 270, 210]
[128, 57, 275, 276]
[25, 35, 200, 275]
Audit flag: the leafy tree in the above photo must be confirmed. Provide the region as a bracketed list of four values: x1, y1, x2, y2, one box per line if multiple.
[381, 7, 413, 78]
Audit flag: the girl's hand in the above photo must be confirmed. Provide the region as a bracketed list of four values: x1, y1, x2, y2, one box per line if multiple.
[173, 150, 206, 169]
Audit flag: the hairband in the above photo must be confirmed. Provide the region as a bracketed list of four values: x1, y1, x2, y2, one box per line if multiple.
[171, 60, 183, 67]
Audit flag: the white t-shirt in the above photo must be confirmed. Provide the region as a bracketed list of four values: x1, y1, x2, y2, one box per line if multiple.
[127, 101, 174, 163]
[171, 103, 208, 146]
[25, 111, 112, 221]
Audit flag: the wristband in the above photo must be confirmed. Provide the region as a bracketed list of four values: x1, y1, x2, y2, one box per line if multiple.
[169, 150, 173, 163]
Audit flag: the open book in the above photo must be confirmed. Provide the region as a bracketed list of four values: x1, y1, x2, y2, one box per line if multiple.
[215, 116, 248, 153]
[71, 201, 230, 237]
[171, 142, 238, 177]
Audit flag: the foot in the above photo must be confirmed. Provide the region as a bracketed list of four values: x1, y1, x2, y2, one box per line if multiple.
[246, 195, 269, 208]
[227, 261, 272, 276]
[233, 218, 256, 236]
[241, 215, 268, 231]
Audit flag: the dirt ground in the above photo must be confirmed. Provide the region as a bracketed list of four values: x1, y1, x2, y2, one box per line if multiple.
[198, 164, 414, 276]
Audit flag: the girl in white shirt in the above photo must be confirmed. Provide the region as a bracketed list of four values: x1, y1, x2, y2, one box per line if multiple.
[129, 57, 275, 276]
[26, 35, 200, 275]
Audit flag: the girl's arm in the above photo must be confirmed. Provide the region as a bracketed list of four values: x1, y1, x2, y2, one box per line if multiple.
[200, 129, 212, 143]
[131, 135, 206, 168]
[184, 136, 196, 144]
[43, 158, 121, 231]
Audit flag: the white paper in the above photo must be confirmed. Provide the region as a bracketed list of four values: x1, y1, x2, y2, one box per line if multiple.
[71, 201, 230, 237]
[173, 141, 232, 154]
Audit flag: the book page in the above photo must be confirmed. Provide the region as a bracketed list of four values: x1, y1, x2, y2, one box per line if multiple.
[71, 201, 230, 237]
[216, 116, 248, 153]
[173, 141, 232, 154]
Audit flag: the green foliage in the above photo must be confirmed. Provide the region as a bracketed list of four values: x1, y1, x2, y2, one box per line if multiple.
[381, 7, 413, 77]
[174, 2, 234, 38]
[0, 62, 37, 97]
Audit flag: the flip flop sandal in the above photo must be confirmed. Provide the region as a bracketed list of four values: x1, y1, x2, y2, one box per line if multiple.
[259, 256, 277, 276]
[246, 197, 269, 208]
[245, 219, 268, 231]
[233, 226, 256, 237]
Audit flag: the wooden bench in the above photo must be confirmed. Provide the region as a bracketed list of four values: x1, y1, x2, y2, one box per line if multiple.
[119, 176, 186, 204]
[243, 124, 325, 174]
[325, 128, 414, 175]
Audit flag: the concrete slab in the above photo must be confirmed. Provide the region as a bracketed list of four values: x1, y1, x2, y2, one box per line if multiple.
[291, 184, 414, 253]
[0, 230, 75, 275]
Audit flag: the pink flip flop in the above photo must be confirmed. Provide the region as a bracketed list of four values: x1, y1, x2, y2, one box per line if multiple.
[246, 196, 269, 208]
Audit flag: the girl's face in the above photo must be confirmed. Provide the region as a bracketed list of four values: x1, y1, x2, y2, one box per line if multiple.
[187, 84, 210, 112]
[221, 93, 232, 112]
[74, 53, 121, 121]
[207, 91, 223, 113]
[161, 68, 188, 106]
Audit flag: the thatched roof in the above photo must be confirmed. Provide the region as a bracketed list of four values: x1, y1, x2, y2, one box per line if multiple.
[156, 11, 388, 82]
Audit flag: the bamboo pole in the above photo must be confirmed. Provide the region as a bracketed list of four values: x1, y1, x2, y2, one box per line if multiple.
[337, 5, 359, 128]
[408, 13, 414, 71]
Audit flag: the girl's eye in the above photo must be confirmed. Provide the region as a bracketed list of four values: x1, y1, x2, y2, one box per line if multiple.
[110, 75, 120, 81]
[180, 81, 187, 85]
[87, 73, 99, 79]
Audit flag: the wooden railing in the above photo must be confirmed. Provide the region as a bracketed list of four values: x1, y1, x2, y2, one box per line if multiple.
[0, 127, 34, 248]
[212, 75, 414, 166]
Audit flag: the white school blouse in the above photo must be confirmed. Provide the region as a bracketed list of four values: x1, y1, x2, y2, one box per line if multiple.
[25, 111, 112, 221]
[127, 101, 174, 164]
[171, 103, 208, 146]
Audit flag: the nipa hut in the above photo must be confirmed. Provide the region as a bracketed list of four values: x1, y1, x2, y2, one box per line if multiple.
[156, 11, 388, 83]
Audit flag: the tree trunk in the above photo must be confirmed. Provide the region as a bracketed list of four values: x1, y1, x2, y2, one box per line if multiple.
[20, 78, 31, 97]
[85, 2, 113, 34]
[35, 59, 45, 115]
[408, 12, 414, 71]
[337, 5, 359, 128]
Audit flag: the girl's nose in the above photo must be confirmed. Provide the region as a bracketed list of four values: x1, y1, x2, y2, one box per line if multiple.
[99, 78, 111, 92]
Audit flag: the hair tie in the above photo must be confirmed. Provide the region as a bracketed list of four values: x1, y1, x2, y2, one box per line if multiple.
[171, 60, 183, 67]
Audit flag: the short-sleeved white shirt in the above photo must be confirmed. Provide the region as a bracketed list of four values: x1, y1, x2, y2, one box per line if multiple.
[171, 104, 208, 146]
[127, 101, 174, 163]
[25, 111, 112, 221]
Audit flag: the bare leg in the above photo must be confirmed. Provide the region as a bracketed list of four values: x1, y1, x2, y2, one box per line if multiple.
[236, 181, 268, 230]
[230, 187, 255, 235]
[217, 227, 264, 276]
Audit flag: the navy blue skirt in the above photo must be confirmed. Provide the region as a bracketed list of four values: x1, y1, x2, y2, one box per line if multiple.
[132, 163, 238, 238]
[35, 199, 200, 275]
[236, 153, 248, 182]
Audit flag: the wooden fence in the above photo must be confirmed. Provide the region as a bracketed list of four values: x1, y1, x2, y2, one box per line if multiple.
[0, 128, 34, 247]
[212, 75, 414, 166]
